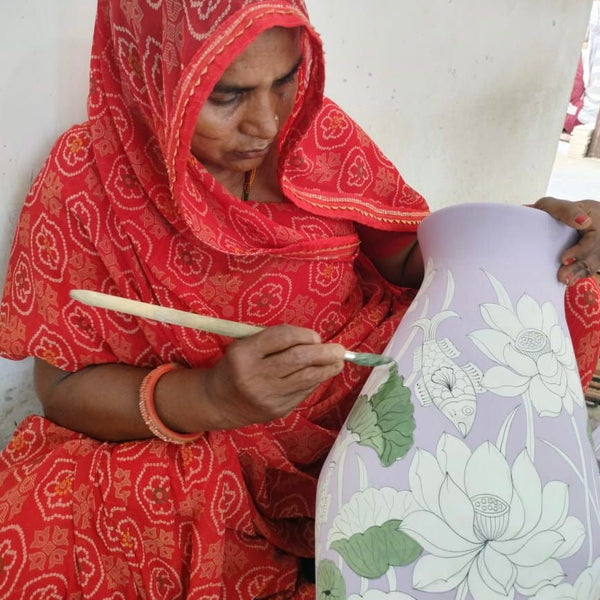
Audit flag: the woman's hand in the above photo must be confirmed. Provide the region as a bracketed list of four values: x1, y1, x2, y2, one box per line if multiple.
[533, 197, 600, 285]
[33, 324, 346, 441]
[200, 324, 346, 429]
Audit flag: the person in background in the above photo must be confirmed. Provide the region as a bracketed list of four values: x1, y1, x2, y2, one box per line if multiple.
[0, 0, 599, 597]
[564, 57, 585, 134]
[564, 0, 600, 134]
[580, 0, 600, 128]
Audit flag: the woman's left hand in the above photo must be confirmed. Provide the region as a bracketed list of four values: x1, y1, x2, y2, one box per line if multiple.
[534, 197, 600, 286]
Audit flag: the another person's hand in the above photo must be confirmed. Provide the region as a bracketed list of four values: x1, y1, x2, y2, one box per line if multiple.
[201, 324, 346, 429]
[533, 197, 600, 285]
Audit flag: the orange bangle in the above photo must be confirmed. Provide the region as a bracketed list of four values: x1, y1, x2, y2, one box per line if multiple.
[139, 363, 203, 444]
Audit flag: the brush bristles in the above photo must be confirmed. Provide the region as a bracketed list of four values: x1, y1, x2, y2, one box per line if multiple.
[343, 351, 393, 367]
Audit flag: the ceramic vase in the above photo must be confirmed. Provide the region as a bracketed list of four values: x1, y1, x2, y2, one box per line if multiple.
[315, 203, 600, 600]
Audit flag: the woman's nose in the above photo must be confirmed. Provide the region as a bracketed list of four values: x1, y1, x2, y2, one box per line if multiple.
[240, 95, 279, 140]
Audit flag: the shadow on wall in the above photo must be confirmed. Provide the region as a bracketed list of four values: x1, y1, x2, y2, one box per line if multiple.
[0, 3, 95, 449]
[0, 358, 39, 449]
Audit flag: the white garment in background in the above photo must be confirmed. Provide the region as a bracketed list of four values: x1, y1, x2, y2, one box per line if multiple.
[580, 0, 600, 125]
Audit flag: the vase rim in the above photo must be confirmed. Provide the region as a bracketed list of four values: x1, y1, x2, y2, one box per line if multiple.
[418, 201, 576, 259]
[420, 202, 564, 230]
[425, 202, 543, 217]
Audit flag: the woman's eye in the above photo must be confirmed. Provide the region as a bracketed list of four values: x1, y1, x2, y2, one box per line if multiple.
[208, 93, 240, 107]
[274, 71, 298, 89]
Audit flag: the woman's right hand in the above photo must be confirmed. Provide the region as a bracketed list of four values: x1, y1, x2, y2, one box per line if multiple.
[200, 324, 346, 429]
[33, 324, 345, 441]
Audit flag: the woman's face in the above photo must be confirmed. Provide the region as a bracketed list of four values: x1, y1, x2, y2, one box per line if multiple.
[191, 27, 302, 180]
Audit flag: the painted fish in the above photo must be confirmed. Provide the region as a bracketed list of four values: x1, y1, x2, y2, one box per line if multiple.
[412, 311, 484, 437]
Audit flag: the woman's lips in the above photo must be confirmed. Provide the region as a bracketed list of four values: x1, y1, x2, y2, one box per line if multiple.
[233, 145, 271, 160]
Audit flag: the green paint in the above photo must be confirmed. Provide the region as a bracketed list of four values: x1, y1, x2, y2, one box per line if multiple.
[331, 520, 422, 579]
[317, 560, 346, 600]
[347, 364, 415, 466]
[346, 351, 394, 367]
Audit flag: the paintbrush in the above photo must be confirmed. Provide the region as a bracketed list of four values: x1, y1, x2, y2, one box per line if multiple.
[69, 289, 393, 368]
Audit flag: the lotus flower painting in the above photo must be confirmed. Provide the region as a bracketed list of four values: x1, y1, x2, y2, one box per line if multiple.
[316, 204, 600, 599]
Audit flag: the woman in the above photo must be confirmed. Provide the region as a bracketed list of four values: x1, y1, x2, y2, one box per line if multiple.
[0, 1, 599, 598]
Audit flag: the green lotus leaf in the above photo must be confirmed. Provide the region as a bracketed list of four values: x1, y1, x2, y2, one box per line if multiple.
[347, 364, 415, 467]
[330, 519, 422, 579]
[346, 393, 383, 454]
[316, 559, 346, 600]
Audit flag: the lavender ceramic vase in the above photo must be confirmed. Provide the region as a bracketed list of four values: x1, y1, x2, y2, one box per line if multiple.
[315, 203, 600, 600]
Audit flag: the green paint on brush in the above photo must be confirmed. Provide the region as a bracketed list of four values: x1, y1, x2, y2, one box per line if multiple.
[343, 350, 394, 367]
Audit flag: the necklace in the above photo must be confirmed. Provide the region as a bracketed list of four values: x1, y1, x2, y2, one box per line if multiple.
[241, 168, 257, 201]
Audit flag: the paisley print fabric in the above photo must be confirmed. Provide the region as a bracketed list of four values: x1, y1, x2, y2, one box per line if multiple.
[566, 276, 600, 392]
[0, 0, 597, 597]
[0, 0, 429, 597]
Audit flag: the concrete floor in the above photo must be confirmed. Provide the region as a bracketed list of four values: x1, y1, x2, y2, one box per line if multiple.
[546, 140, 600, 200]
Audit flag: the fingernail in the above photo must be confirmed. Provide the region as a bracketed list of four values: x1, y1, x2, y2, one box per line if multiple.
[563, 257, 577, 266]
[575, 214, 591, 225]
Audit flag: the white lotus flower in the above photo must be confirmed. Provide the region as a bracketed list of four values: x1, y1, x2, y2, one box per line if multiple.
[400, 434, 584, 600]
[327, 487, 415, 547]
[533, 557, 600, 600]
[470, 291, 582, 416]
[348, 592, 417, 600]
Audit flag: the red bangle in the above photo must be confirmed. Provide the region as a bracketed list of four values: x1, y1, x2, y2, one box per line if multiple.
[139, 363, 204, 444]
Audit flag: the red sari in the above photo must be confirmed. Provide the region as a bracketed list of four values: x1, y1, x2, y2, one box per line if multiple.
[0, 1, 598, 598]
[0, 1, 430, 598]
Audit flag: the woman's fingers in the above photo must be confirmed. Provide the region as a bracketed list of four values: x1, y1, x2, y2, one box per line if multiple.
[205, 324, 346, 428]
[534, 197, 600, 285]
[252, 323, 322, 357]
[534, 197, 594, 231]
[280, 361, 344, 395]
[231, 324, 345, 377]
[558, 232, 600, 284]
[266, 340, 346, 379]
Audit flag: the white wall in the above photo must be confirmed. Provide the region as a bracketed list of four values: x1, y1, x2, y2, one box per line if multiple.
[0, 2, 97, 447]
[305, 0, 593, 208]
[0, 1, 592, 447]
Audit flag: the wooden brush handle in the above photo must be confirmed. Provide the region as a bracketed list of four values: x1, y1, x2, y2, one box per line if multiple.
[69, 289, 391, 367]
[69, 289, 263, 338]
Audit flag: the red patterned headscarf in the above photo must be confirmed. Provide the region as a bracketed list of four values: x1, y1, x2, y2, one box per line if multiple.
[0, 3, 430, 595]
[0, 0, 428, 371]
[0, 3, 598, 597]
[0, 2, 429, 595]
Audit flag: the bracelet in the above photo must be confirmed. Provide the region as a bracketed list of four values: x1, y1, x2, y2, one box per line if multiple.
[139, 362, 204, 444]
